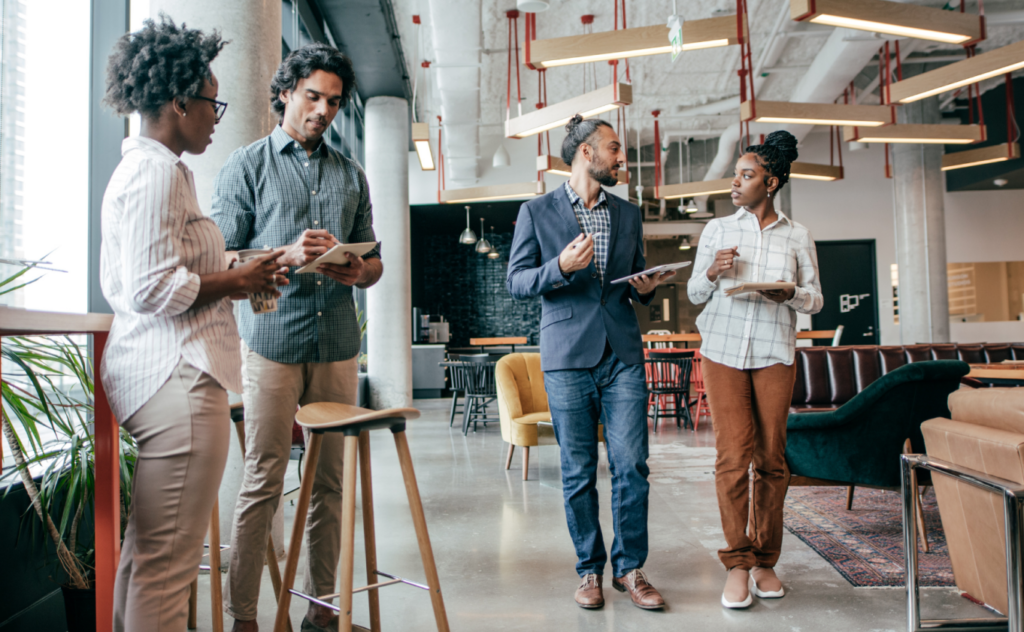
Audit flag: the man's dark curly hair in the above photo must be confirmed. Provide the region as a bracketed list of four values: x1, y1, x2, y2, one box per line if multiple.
[743, 130, 799, 193]
[104, 14, 226, 119]
[270, 43, 357, 118]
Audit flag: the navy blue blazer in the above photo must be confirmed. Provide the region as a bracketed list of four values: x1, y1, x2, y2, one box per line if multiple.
[506, 185, 653, 372]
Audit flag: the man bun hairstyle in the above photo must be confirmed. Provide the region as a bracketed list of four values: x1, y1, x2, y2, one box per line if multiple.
[271, 43, 357, 118]
[744, 130, 799, 193]
[104, 14, 226, 119]
[561, 114, 613, 165]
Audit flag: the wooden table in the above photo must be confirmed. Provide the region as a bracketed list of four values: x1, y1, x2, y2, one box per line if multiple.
[968, 363, 1024, 385]
[0, 307, 116, 632]
[469, 337, 528, 352]
[641, 331, 837, 348]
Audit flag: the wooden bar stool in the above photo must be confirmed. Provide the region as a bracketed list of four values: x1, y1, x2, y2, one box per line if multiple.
[187, 501, 226, 631]
[272, 404, 449, 632]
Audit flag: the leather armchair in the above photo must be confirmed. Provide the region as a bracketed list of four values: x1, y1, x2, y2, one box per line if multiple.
[921, 388, 1024, 616]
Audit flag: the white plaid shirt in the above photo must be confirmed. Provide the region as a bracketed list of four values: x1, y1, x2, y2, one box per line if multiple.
[687, 208, 823, 370]
[563, 182, 611, 282]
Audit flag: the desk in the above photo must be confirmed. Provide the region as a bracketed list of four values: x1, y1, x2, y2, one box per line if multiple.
[968, 363, 1024, 386]
[0, 307, 115, 632]
[469, 337, 528, 353]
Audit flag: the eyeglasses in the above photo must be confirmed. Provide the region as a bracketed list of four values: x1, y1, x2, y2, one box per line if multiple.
[192, 96, 228, 123]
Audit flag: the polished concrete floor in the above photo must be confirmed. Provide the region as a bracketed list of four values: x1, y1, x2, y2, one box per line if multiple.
[192, 398, 989, 631]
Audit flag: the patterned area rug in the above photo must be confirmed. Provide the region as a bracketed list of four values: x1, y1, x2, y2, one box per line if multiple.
[784, 487, 954, 587]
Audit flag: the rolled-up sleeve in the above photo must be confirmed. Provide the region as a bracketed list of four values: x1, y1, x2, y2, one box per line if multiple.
[687, 221, 720, 305]
[785, 230, 824, 315]
[120, 160, 200, 316]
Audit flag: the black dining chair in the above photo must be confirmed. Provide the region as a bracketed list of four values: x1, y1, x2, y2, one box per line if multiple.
[644, 349, 695, 431]
[440, 361, 470, 428]
[453, 360, 499, 435]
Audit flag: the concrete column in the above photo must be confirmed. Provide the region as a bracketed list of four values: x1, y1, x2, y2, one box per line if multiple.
[365, 96, 412, 409]
[146, 0, 284, 561]
[892, 97, 950, 343]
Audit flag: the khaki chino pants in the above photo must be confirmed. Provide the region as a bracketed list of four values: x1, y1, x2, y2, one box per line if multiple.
[114, 360, 230, 632]
[702, 357, 797, 571]
[225, 344, 358, 620]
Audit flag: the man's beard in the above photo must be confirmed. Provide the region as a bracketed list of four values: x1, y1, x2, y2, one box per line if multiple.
[588, 161, 619, 187]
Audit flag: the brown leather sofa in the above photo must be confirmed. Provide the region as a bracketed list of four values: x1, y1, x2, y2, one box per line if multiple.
[790, 343, 1024, 414]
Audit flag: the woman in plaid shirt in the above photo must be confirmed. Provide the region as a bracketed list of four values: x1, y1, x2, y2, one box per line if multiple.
[687, 131, 823, 610]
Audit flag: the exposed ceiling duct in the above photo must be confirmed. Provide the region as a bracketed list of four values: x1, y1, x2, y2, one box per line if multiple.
[426, 0, 481, 184]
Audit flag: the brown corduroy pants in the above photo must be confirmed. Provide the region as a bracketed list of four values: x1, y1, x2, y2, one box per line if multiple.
[702, 357, 797, 571]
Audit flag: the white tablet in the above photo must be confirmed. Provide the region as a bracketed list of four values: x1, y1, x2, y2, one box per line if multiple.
[610, 261, 691, 285]
[295, 241, 378, 274]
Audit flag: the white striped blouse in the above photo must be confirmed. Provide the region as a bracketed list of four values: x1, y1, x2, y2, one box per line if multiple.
[100, 136, 242, 423]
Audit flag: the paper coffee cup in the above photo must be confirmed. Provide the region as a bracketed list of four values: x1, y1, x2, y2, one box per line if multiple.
[237, 249, 278, 314]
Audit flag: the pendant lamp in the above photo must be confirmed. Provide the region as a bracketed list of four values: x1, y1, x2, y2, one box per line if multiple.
[458, 206, 478, 245]
[487, 227, 502, 259]
[475, 219, 492, 254]
[684, 199, 699, 214]
[678, 236, 692, 251]
[517, 0, 549, 12]
[493, 142, 511, 168]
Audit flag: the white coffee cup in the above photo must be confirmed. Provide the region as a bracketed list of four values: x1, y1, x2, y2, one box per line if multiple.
[237, 249, 279, 314]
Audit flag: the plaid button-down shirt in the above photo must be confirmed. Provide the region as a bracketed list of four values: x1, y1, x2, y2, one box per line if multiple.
[687, 208, 823, 370]
[211, 125, 379, 364]
[563, 181, 611, 283]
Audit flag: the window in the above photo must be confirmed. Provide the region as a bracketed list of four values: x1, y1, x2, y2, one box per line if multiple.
[0, 0, 91, 312]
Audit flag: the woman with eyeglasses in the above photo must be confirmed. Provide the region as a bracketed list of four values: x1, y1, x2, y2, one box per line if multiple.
[100, 15, 287, 631]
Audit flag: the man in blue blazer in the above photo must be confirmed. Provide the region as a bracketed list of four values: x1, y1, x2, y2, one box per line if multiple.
[507, 114, 674, 610]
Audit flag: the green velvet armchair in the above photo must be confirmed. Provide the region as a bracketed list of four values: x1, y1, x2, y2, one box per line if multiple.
[786, 360, 970, 488]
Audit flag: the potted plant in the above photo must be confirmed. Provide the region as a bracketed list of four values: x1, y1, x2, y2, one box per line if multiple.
[0, 263, 137, 632]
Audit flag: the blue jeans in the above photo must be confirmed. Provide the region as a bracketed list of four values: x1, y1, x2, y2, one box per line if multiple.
[544, 346, 650, 578]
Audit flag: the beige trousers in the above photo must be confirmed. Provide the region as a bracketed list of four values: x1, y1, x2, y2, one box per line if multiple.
[114, 360, 230, 632]
[225, 344, 358, 620]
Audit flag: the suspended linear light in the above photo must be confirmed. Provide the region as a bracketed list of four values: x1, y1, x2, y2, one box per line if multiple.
[657, 178, 734, 200]
[458, 206, 478, 245]
[493, 142, 511, 168]
[790, 0, 982, 45]
[741, 100, 893, 127]
[889, 40, 1024, 105]
[843, 124, 985, 145]
[441, 181, 547, 205]
[506, 83, 632, 139]
[536, 155, 628, 183]
[476, 219, 492, 254]
[941, 142, 1021, 171]
[526, 15, 745, 69]
[412, 122, 434, 171]
[789, 162, 844, 181]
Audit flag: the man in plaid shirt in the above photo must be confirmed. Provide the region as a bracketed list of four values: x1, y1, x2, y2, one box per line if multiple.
[211, 44, 382, 632]
[508, 115, 674, 611]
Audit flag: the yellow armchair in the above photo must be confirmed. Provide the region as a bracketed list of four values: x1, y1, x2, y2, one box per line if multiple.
[496, 353, 556, 480]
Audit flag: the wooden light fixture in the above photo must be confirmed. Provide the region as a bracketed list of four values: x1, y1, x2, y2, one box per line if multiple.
[843, 124, 986, 144]
[789, 162, 844, 181]
[741, 100, 893, 127]
[506, 83, 632, 139]
[941, 142, 1020, 171]
[791, 0, 982, 45]
[439, 181, 546, 204]
[889, 40, 1024, 104]
[412, 122, 434, 171]
[536, 155, 628, 183]
[525, 15, 745, 69]
[657, 178, 734, 200]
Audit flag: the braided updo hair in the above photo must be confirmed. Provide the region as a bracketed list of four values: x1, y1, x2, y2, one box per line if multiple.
[743, 130, 799, 193]
[561, 114, 613, 165]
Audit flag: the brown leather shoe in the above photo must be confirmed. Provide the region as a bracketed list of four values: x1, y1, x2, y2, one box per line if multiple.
[574, 573, 604, 609]
[613, 569, 666, 610]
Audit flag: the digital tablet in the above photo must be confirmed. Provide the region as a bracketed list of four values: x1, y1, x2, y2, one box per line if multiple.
[610, 262, 691, 285]
[295, 241, 378, 274]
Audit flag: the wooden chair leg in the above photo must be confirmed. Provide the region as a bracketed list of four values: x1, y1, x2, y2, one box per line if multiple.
[188, 578, 198, 629]
[522, 446, 530, 482]
[273, 432, 323, 632]
[337, 435, 360, 632]
[505, 443, 515, 471]
[846, 486, 855, 510]
[208, 499, 224, 632]
[393, 431, 451, 632]
[358, 432, 382, 632]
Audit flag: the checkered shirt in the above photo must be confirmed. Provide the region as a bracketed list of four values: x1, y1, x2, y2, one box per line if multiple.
[687, 208, 823, 370]
[211, 125, 379, 364]
[563, 181, 611, 282]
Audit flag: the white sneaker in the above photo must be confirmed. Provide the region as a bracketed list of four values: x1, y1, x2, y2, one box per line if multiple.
[750, 576, 785, 599]
[721, 591, 753, 609]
